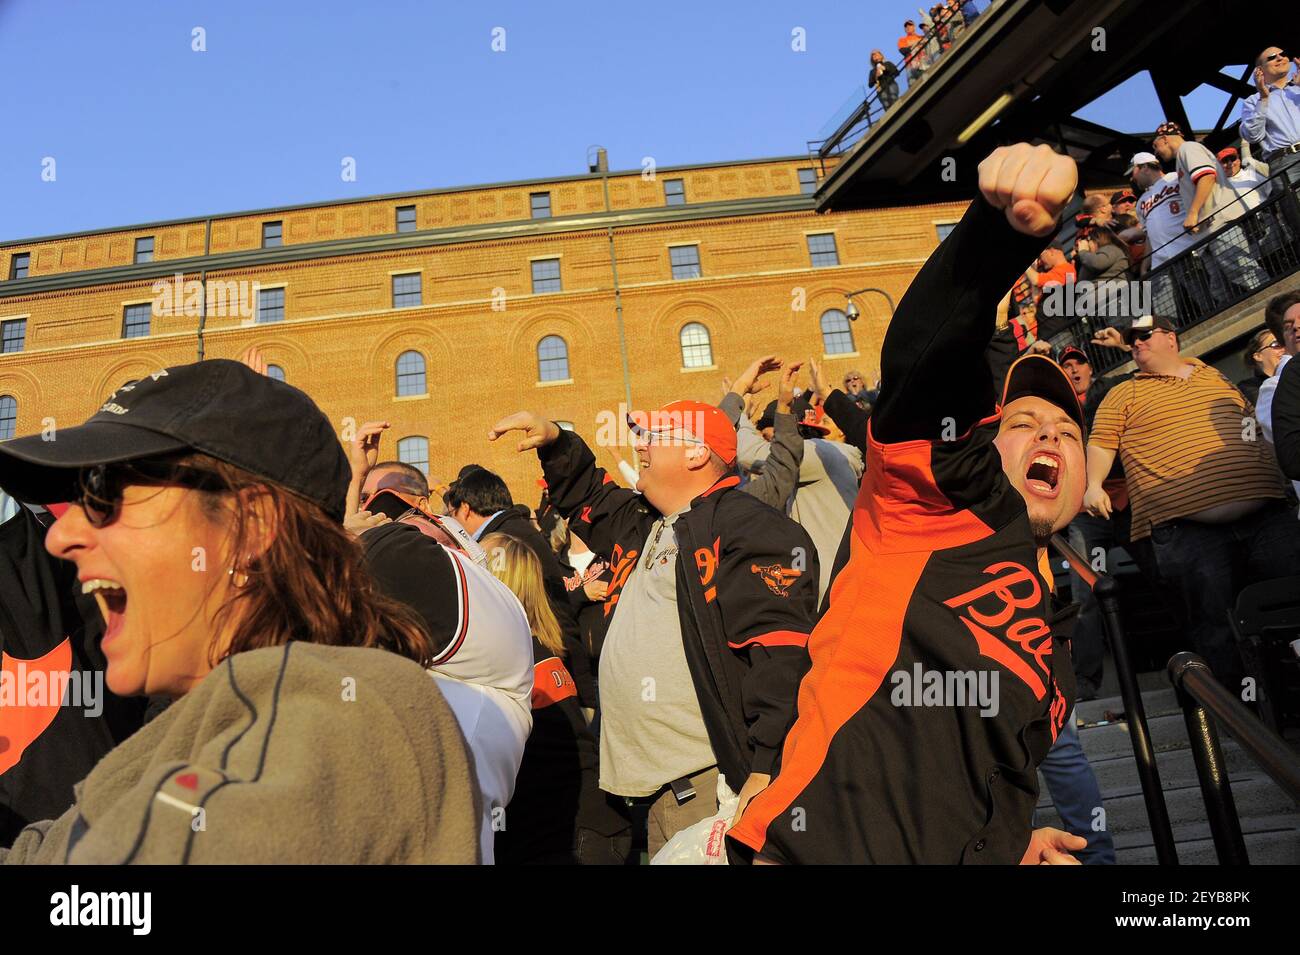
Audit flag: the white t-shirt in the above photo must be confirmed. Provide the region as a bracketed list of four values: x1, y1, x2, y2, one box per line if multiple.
[428, 547, 534, 864]
[1257, 353, 1300, 510]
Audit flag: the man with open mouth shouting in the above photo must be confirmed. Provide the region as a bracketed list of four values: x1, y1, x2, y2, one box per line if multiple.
[728, 142, 1090, 865]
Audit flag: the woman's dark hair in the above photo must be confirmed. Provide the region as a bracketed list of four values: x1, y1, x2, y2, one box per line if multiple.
[1243, 327, 1274, 373]
[183, 452, 439, 667]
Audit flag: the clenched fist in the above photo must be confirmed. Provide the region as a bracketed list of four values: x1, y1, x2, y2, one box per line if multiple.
[978, 143, 1078, 238]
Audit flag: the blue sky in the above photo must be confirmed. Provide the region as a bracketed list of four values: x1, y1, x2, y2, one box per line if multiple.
[0, 0, 1243, 240]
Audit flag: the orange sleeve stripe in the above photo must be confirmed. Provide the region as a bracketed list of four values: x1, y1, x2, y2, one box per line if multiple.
[531, 657, 578, 709]
[729, 535, 928, 855]
[728, 630, 810, 650]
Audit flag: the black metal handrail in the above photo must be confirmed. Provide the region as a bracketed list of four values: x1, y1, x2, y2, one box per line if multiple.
[1167, 651, 1300, 865]
[1051, 532, 1179, 864]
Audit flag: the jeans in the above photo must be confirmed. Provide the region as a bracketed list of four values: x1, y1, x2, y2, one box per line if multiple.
[1066, 511, 1115, 696]
[1038, 709, 1115, 864]
[876, 78, 899, 110]
[1148, 501, 1300, 694]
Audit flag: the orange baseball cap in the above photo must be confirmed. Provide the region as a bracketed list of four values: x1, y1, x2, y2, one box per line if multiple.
[627, 399, 737, 465]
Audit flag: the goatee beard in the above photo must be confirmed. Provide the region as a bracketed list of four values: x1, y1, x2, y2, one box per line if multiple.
[1030, 516, 1056, 542]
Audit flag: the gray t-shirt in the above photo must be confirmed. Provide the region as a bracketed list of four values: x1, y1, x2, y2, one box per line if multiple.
[1176, 141, 1245, 227]
[597, 513, 715, 797]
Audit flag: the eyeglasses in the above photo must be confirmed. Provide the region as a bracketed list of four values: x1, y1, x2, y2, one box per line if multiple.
[78, 460, 226, 528]
[1258, 341, 1284, 354]
[1264, 52, 1288, 62]
[1126, 330, 1156, 344]
[628, 425, 705, 448]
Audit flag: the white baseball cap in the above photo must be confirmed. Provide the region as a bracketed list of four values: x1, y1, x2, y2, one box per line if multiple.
[1125, 151, 1159, 174]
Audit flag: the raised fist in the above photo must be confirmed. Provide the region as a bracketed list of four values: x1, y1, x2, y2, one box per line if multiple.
[978, 143, 1078, 238]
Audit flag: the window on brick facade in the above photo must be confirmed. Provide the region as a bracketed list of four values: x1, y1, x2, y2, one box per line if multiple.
[398, 436, 430, 477]
[266, 364, 286, 382]
[396, 351, 427, 396]
[807, 233, 839, 268]
[134, 236, 154, 264]
[0, 395, 15, 440]
[679, 322, 713, 368]
[936, 222, 958, 243]
[530, 192, 552, 219]
[670, 245, 701, 280]
[392, 272, 422, 308]
[531, 259, 561, 294]
[798, 168, 818, 195]
[256, 287, 285, 323]
[1, 319, 26, 353]
[537, 335, 570, 382]
[664, 179, 686, 206]
[556, 420, 575, 432]
[122, 303, 151, 338]
[396, 205, 417, 233]
[9, 253, 30, 280]
[820, 309, 855, 355]
[262, 221, 283, 248]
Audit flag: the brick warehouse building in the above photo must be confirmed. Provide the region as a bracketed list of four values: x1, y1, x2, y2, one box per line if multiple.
[0, 156, 965, 499]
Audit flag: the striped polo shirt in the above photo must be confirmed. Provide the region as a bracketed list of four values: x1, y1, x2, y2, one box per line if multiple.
[1090, 358, 1286, 539]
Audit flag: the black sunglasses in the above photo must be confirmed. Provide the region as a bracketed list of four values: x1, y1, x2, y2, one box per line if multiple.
[1264, 52, 1288, 62]
[78, 460, 226, 528]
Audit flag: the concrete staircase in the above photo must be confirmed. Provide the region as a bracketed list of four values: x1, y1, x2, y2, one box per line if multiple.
[1036, 671, 1300, 865]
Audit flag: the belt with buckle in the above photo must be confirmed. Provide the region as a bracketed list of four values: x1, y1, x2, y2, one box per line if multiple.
[1268, 143, 1300, 161]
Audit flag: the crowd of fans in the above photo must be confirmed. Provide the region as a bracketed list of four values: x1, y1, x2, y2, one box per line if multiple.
[869, 2, 984, 112]
[1, 54, 1299, 866]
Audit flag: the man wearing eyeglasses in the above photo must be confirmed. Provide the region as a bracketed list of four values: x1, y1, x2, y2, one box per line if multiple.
[487, 400, 819, 858]
[1085, 314, 1300, 694]
[1241, 46, 1300, 184]
[840, 370, 877, 412]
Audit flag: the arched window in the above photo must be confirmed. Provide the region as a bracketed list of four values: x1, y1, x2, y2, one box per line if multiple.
[0, 395, 16, 441]
[679, 322, 713, 368]
[820, 309, 855, 355]
[266, 364, 286, 382]
[537, 335, 570, 382]
[397, 436, 430, 477]
[395, 350, 427, 397]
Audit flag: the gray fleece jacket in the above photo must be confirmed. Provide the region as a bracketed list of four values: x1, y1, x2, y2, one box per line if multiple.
[1, 642, 480, 864]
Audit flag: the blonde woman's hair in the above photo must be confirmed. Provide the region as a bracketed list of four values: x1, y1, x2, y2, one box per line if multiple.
[480, 532, 564, 656]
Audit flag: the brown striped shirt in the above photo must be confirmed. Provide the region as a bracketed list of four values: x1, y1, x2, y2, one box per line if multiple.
[1090, 358, 1285, 539]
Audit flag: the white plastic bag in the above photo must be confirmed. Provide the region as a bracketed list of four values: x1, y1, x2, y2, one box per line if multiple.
[649, 775, 739, 865]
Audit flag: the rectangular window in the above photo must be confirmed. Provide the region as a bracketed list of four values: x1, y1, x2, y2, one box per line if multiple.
[122, 303, 151, 338]
[670, 245, 701, 280]
[530, 192, 552, 219]
[664, 179, 686, 206]
[807, 233, 840, 268]
[9, 253, 30, 280]
[392, 273, 422, 308]
[936, 222, 958, 243]
[396, 205, 417, 233]
[262, 221, 283, 248]
[798, 168, 818, 195]
[134, 236, 154, 264]
[256, 287, 285, 323]
[1, 319, 26, 353]
[531, 258, 562, 294]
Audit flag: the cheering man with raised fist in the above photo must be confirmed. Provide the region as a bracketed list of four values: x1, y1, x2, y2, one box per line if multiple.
[729, 143, 1090, 865]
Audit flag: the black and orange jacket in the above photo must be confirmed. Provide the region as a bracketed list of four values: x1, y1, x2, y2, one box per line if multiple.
[538, 431, 819, 787]
[729, 196, 1076, 864]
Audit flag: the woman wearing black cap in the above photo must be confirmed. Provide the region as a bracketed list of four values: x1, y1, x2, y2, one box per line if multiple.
[0, 359, 480, 864]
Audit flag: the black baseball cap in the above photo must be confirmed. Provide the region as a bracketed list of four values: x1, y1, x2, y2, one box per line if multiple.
[1001, 354, 1086, 435]
[1058, 346, 1090, 366]
[0, 358, 351, 521]
[1123, 313, 1177, 344]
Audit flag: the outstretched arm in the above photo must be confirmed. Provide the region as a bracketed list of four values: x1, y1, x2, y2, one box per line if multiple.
[872, 144, 1077, 444]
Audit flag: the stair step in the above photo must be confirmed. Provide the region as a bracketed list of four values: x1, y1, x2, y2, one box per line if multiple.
[1112, 814, 1300, 865]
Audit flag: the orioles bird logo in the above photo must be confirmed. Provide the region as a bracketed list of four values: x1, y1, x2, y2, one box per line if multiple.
[750, 562, 801, 597]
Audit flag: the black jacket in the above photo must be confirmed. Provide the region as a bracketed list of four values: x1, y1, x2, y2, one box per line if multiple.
[479, 505, 595, 707]
[538, 431, 819, 786]
[1273, 356, 1300, 482]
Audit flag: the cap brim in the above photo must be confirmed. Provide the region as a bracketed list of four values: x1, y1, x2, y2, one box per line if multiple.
[1001, 355, 1087, 436]
[0, 421, 190, 504]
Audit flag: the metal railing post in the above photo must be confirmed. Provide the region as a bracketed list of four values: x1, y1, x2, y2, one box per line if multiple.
[1051, 534, 1179, 864]
[1168, 657, 1250, 864]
